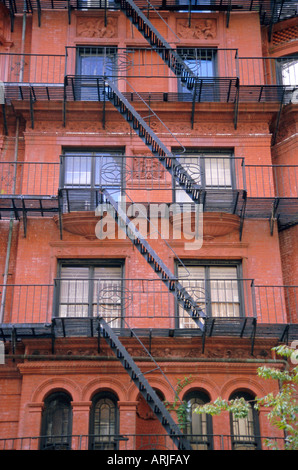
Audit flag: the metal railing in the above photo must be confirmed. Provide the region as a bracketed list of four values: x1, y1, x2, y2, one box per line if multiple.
[2, 49, 295, 91]
[238, 56, 298, 87]
[2, 159, 297, 201]
[0, 162, 60, 196]
[245, 165, 298, 198]
[0, 156, 246, 197]
[0, 52, 66, 84]
[0, 279, 296, 326]
[254, 285, 298, 324]
[64, 46, 239, 84]
[2, 0, 297, 24]
[0, 433, 287, 450]
[59, 154, 246, 190]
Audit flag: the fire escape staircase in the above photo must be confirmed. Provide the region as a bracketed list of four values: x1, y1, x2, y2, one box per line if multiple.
[68, 6, 207, 439]
[98, 317, 192, 451]
[104, 78, 203, 203]
[115, 0, 197, 92]
[100, 188, 206, 331]
[87, 5, 207, 442]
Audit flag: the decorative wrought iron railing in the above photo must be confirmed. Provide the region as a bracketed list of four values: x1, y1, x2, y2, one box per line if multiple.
[0, 279, 297, 325]
[1, 159, 297, 199]
[0, 49, 296, 102]
[0, 432, 288, 451]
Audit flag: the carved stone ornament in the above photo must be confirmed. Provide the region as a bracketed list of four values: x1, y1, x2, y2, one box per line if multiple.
[76, 17, 118, 38]
[177, 19, 217, 40]
[0, 7, 13, 47]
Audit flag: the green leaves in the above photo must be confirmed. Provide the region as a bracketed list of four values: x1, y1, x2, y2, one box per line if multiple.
[196, 397, 250, 419]
[195, 345, 298, 450]
[164, 375, 193, 429]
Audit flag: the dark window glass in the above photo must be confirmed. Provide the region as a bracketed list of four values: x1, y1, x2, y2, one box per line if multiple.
[60, 150, 124, 211]
[40, 392, 72, 450]
[183, 391, 213, 450]
[89, 392, 119, 450]
[56, 261, 123, 327]
[76, 47, 117, 100]
[177, 48, 217, 100]
[176, 261, 243, 328]
[230, 391, 261, 450]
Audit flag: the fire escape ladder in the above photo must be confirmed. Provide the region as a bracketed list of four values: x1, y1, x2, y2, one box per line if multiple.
[115, 0, 197, 90]
[98, 317, 192, 451]
[105, 79, 203, 203]
[101, 188, 206, 331]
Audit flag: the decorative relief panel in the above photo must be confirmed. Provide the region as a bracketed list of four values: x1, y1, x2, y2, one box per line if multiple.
[76, 17, 118, 38]
[177, 19, 217, 40]
[0, 8, 13, 47]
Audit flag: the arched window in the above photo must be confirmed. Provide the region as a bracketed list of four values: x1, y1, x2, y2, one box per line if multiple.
[183, 390, 213, 450]
[89, 392, 119, 450]
[40, 392, 72, 450]
[229, 391, 261, 450]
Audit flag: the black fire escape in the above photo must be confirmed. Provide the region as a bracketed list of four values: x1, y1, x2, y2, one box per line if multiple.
[0, 0, 298, 450]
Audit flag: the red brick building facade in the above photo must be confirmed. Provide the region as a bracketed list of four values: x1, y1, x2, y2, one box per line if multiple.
[0, 0, 297, 451]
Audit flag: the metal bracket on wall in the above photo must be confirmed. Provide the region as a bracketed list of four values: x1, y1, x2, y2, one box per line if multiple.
[272, 91, 285, 146]
[269, 197, 280, 236]
[29, 88, 35, 129]
[250, 317, 257, 356]
[1, 104, 8, 136]
[36, 0, 41, 27]
[234, 79, 239, 130]
[63, 77, 67, 127]
[239, 190, 247, 241]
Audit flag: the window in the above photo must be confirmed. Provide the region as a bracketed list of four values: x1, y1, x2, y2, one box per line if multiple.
[89, 392, 119, 450]
[230, 391, 261, 450]
[177, 48, 217, 100]
[76, 46, 117, 100]
[78, 0, 116, 8]
[56, 260, 123, 327]
[40, 392, 72, 450]
[176, 0, 214, 12]
[61, 150, 124, 211]
[276, 54, 298, 87]
[176, 261, 243, 328]
[173, 151, 234, 203]
[183, 391, 213, 450]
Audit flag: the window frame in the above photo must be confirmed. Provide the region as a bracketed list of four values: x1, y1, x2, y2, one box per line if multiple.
[183, 390, 213, 450]
[176, 47, 218, 100]
[40, 392, 73, 450]
[229, 391, 261, 450]
[176, 0, 215, 12]
[275, 53, 298, 87]
[89, 391, 119, 450]
[60, 148, 125, 211]
[175, 260, 245, 328]
[54, 259, 125, 326]
[172, 149, 236, 203]
[75, 46, 118, 100]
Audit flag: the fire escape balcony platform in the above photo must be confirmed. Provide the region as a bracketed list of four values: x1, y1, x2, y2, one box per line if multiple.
[1, 318, 298, 346]
[3, 83, 65, 105]
[0, 195, 59, 220]
[58, 187, 246, 216]
[0, 323, 53, 343]
[2, 0, 297, 25]
[1, 80, 286, 109]
[244, 197, 298, 231]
